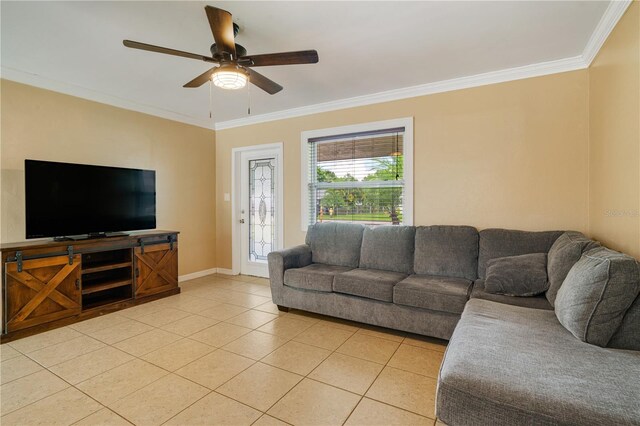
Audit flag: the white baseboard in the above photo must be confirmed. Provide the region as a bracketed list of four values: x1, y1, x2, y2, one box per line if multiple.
[178, 268, 218, 282]
[178, 267, 237, 282]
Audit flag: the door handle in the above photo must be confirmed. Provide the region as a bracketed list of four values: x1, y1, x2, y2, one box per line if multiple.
[239, 219, 245, 224]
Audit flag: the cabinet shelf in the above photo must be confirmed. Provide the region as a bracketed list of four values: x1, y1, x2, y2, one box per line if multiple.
[82, 261, 132, 275]
[82, 296, 129, 311]
[82, 278, 132, 295]
[82, 289, 132, 310]
[81, 248, 132, 301]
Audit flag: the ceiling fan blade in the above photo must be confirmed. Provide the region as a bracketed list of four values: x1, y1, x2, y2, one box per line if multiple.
[123, 40, 215, 62]
[240, 50, 319, 67]
[248, 69, 283, 95]
[205, 6, 236, 58]
[183, 67, 217, 88]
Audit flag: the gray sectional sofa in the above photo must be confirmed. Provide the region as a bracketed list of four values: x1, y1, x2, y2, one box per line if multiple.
[268, 222, 640, 425]
[268, 223, 563, 338]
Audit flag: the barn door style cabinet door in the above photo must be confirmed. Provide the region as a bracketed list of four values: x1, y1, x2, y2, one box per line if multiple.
[134, 241, 179, 298]
[5, 254, 82, 333]
[1, 231, 179, 342]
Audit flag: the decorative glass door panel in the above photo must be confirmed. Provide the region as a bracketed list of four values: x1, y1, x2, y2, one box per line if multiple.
[248, 158, 276, 263]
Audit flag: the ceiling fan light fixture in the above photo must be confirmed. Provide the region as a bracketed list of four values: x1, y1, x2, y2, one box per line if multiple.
[124, 6, 317, 94]
[211, 65, 248, 90]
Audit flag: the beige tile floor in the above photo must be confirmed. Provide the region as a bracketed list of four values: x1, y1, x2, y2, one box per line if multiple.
[0, 273, 448, 426]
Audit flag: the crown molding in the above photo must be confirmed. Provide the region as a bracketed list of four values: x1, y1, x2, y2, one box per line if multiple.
[582, 0, 632, 66]
[3, 1, 630, 132]
[0, 66, 215, 130]
[214, 55, 588, 130]
[3, 55, 586, 133]
[212, 1, 631, 131]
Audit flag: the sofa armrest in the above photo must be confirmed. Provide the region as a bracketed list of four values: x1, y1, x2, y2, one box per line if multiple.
[267, 245, 312, 296]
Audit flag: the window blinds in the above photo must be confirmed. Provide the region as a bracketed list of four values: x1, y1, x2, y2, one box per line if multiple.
[307, 127, 405, 226]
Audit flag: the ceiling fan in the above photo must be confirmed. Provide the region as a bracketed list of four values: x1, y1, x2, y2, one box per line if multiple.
[123, 5, 318, 95]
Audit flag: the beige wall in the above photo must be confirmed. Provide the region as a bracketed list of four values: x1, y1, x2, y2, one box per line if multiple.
[0, 80, 217, 275]
[4, 4, 636, 274]
[216, 71, 590, 269]
[588, 2, 640, 259]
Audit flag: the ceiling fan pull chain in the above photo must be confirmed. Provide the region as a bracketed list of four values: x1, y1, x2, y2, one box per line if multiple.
[247, 74, 251, 115]
[209, 79, 213, 120]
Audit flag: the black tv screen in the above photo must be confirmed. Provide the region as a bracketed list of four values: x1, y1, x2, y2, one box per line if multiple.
[25, 160, 156, 238]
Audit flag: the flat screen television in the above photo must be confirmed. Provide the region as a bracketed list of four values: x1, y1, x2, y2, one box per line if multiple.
[25, 159, 156, 239]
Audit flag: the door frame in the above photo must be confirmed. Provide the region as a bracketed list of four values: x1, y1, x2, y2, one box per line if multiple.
[231, 143, 284, 277]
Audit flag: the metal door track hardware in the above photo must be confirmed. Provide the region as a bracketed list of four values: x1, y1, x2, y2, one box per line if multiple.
[139, 239, 145, 254]
[9, 248, 75, 273]
[16, 251, 23, 273]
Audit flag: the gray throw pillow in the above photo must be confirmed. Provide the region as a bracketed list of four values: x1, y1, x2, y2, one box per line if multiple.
[484, 253, 548, 296]
[477, 229, 563, 278]
[555, 247, 640, 347]
[546, 231, 600, 307]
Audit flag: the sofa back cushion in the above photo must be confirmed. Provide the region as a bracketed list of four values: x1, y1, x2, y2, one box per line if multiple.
[305, 222, 364, 268]
[477, 228, 563, 279]
[555, 247, 640, 347]
[546, 231, 600, 306]
[608, 293, 640, 350]
[360, 226, 416, 274]
[414, 225, 478, 280]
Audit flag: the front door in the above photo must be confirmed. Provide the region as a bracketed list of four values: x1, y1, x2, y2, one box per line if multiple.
[237, 146, 282, 277]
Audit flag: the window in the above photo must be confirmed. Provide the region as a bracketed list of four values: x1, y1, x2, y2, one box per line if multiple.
[301, 118, 413, 229]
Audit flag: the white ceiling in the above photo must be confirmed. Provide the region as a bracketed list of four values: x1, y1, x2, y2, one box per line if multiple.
[1, 1, 615, 128]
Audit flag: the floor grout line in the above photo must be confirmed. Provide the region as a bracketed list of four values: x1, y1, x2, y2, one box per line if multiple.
[341, 336, 404, 425]
[0, 382, 72, 417]
[218, 306, 362, 422]
[248, 319, 401, 424]
[1, 274, 444, 425]
[70, 406, 132, 426]
[2, 360, 111, 421]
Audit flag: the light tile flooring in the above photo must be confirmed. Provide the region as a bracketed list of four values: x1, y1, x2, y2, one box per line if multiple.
[0, 273, 448, 425]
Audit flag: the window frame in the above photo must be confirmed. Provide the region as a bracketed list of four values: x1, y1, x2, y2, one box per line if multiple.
[300, 117, 414, 231]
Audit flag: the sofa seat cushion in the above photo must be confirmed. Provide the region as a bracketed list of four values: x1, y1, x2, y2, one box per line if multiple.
[437, 299, 640, 426]
[284, 264, 353, 292]
[333, 268, 407, 302]
[393, 275, 472, 314]
[471, 280, 552, 310]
